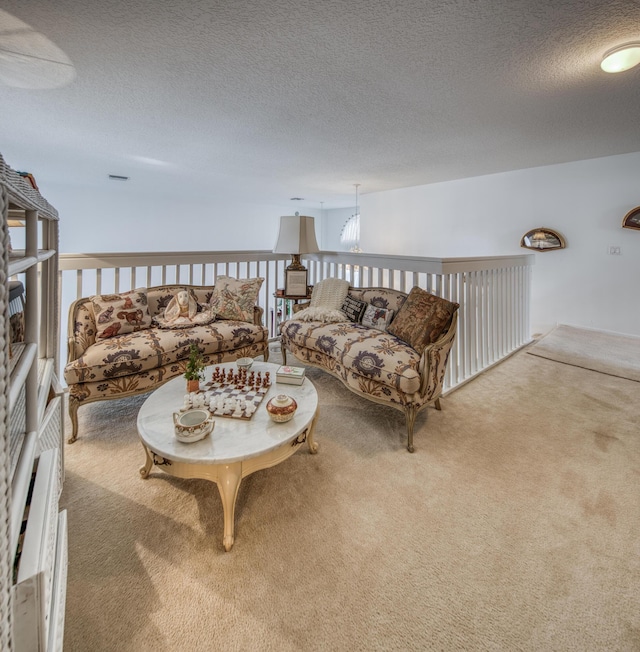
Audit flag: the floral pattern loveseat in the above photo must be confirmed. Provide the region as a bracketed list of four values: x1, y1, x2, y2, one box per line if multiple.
[280, 286, 458, 452]
[65, 282, 268, 442]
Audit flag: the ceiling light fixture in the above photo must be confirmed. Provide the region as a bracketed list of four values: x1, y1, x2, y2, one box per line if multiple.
[600, 42, 640, 73]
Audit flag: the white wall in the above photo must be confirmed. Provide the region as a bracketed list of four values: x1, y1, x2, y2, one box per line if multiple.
[361, 152, 640, 337]
[19, 148, 640, 337]
[23, 175, 324, 254]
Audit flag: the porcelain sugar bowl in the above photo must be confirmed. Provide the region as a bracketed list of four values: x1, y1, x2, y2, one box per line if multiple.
[173, 409, 214, 443]
[265, 394, 297, 423]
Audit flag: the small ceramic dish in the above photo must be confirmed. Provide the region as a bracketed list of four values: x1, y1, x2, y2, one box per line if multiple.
[236, 357, 254, 370]
[173, 409, 214, 443]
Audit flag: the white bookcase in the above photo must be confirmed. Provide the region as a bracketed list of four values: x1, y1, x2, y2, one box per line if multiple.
[1, 154, 67, 651]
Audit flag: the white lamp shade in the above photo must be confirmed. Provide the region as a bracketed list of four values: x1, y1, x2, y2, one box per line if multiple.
[273, 215, 319, 254]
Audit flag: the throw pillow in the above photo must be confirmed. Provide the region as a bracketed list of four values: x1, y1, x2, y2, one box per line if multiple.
[310, 278, 350, 310]
[91, 288, 152, 339]
[153, 289, 216, 329]
[387, 286, 459, 354]
[361, 304, 394, 331]
[341, 295, 367, 323]
[209, 276, 264, 322]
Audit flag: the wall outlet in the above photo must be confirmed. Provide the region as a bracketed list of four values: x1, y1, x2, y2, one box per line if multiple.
[608, 245, 621, 255]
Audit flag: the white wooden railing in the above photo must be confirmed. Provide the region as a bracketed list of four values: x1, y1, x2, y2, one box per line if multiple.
[58, 250, 534, 393]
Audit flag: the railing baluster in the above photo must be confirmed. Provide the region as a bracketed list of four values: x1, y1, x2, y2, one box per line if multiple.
[469, 271, 478, 375]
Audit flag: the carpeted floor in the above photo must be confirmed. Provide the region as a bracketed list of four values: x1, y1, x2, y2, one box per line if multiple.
[527, 324, 640, 382]
[60, 343, 640, 651]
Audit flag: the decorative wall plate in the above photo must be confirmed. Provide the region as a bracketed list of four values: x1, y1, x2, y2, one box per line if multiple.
[520, 228, 566, 251]
[622, 206, 640, 231]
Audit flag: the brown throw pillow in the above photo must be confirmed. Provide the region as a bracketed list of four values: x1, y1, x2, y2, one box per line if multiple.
[387, 287, 459, 354]
[91, 288, 152, 339]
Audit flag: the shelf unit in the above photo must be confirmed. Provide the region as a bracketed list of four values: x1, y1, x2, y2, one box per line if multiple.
[1, 154, 66, 651]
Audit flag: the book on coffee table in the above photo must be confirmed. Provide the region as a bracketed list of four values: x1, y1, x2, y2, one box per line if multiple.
[276, 365, 306, 385]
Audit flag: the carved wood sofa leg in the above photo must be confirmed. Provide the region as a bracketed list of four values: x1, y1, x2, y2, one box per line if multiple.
[404, 404, 417, 453]
[281, 343, 287, 365]
[68, 396, 80, 444]
[435, 397, 442, 411]
[263, 343, 270, 362]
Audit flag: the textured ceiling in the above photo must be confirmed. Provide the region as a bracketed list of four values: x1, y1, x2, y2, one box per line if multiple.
[1, 0, 639, 208]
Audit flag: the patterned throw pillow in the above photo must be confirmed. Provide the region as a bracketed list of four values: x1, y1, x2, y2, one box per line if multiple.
[341, 295, 367, 322]
[361, 304, 394, 331]
[91, 288, 152, 339]
[387, 286, 459, 354]
[209, 276, 264, 322]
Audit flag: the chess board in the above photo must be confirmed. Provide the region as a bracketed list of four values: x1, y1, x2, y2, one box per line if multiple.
[203, 382, 269, 420]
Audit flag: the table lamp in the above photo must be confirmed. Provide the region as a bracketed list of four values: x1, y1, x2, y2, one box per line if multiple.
[273, 213, 319, 296]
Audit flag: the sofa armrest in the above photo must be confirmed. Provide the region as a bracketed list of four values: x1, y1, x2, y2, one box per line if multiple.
[67, 297, 97, 363]
[418, 311, 458, 400]
[253, 305, 265, 327]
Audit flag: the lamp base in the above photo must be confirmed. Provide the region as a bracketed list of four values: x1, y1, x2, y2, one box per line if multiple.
[286, 254, 306, 271]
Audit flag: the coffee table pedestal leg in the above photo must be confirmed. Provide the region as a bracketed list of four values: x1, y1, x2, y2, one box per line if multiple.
[217, 462, 242, 552]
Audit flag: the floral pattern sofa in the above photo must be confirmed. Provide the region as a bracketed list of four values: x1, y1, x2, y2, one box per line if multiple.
[64, 283, 268, 442]
[280, 286, 458, 452]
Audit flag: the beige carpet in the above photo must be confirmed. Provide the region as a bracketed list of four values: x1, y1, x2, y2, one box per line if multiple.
[527, 324, 640, 382]
[61, 346, 640, 651]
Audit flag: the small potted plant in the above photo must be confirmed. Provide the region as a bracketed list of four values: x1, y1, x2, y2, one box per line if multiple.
[184, 344, 205, 392]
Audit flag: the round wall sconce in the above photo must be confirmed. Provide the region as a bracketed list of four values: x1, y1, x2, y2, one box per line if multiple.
[520, 228, 566, 251]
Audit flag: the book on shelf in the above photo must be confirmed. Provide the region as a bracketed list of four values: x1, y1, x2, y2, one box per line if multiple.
[276, 365, 306, 385]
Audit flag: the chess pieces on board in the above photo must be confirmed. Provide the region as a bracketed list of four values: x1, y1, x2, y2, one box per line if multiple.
[210, 366, 271, 390]
[180, 366, 273, 420]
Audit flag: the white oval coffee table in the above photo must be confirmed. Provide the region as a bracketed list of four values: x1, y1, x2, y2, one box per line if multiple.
[137, 361, 318, 551]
